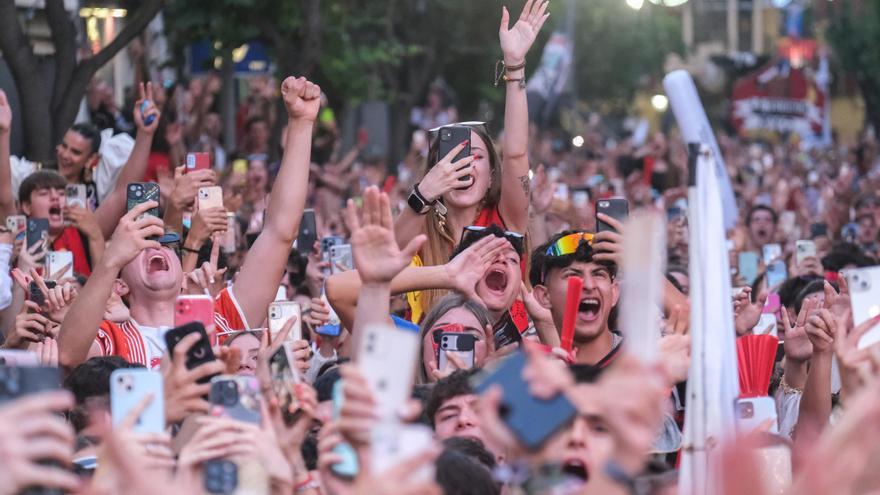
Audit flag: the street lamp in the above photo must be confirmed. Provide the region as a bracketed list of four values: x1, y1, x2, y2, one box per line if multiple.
[648, 0, 691, 6]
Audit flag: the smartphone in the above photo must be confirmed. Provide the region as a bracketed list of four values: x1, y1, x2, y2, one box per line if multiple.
[795, 240, 817, 265]
[65, 184, 87, 209]
[208, 375, 266, 495]
[164, 322, 217, 382]
[268, 347, 300, 426]
[370, 423, 435, 479]
[329, 244, 353, 274]
[126, 182, 160, 219]
[766, 260, 788, 288]
[596, 198, 629, 233]
[438, 333, 476, 373]
[321, 236, 345, 276]
[0, 349, 39, 367]
[762, 243, 782, 265]
[268, 301, 302, 344]
[571, 188, 590, 208]
[6, 215, 26, 241]
[763, 293, 781, 315]
[174, 295, 215, 331]
[26, 218, 49, 252]
[28, 280, 53, 307]
[222, 212, 238, 254]
[198, 186, 224, 210]
[755, 314, 778, 337]
[738, 251, 760, 284]
[736, 397, 778, 434]
[553, 183, 569, 202]
[844, 267, 880, 349]
[0, 366, 60, 403]
[357, 323, 420, 420]
[471, 350, 577, 451]
[186, 152, 211, 173]
[110, 369, 165, 434]
[296, 209, 317, 255]
[330, 380, 359, 478]
[315, 323, 342, 338]
[46, 251, 73, 280]
[437, 125, 471, 183]
[810, 222, 828, 238]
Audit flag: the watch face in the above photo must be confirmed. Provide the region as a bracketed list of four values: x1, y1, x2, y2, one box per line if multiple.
[408, 190, 428, 213]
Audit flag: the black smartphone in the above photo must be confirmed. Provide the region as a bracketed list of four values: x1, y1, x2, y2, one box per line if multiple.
[595, 198, 629, 233]
[297, 209, 318, 255]
[810, 222, 828, 239]
[471, 350, 577, 451]
[126, 182, 160, 218]
[164, 322, 217, 384]
[437, 125, 471, 183]
[492, 312, 523, 350]
[26, 218, 49, 252]
[269, 347, 301, 426]
[203, 459, 238, 494]
[28, 280, 56, 308]
[0, 366, 63, 495]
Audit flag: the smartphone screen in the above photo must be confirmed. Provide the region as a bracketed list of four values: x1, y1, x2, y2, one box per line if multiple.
[297, 209, 317, 255]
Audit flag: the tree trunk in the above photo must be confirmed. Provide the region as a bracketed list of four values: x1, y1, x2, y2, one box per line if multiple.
[220, 51, 237, 155]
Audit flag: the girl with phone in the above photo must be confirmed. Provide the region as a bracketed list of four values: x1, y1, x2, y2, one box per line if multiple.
[417, 294, 495, 384]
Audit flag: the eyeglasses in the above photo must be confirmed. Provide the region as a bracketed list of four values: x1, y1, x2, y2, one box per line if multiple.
[545, 232, 594, 257]
[461, 225, 524, 256]
[428, 121, 489, 143]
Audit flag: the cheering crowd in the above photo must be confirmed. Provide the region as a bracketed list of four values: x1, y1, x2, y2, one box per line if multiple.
[2, 1, 880, 494]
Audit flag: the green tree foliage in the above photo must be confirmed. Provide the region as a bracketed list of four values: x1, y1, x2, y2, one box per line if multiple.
[827, 0, 880, 131]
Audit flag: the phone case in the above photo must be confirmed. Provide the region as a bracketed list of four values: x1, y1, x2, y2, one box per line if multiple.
[268, 301, 302, 343]
[437, 125, 471, 167]
[329, 244, 353, 274]
[438, 333, 476, 373]
[210, 375, 262, 424]
[65, 184, 87, 209]
[357, 323, 420, 420]
[596, 198, 629, 233]
[222, 213, 238, 253]
[29, 281, 46, 307]
[844, 267, 880, 349]
[766, 260, 787, 288]
[755, 314, 778, 337]
[126, 182, 160, 219]
[762, 244, 782, 265]
[370, 423, 434, 479]
[47, 251, 73, 280]
[738, 251, 760, 284]
[269, 347, 300, 425]
[736, 396, 778, 434]
[164, 322, 217, 381]
[296, 209, 317, 254]
[26, 218, 49, 251]
[186, 152, 211, 172]
[472, 351, 577, 451]
[330, 380, 360, 478]
[0, 366, 60, 403]
[175, 295, 215, 330]
[198, 186, 224, 210]
[110, 369, 165, 434]
[0, 350, 39, 367]
[6, 215, 26, 240]
[795, 240, 816, 265]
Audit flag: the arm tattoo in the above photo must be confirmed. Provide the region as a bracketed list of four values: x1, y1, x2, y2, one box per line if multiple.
[519, 174, 530, 198]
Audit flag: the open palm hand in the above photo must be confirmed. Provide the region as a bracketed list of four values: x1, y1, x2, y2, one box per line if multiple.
[344, 186, 425, 285]
[499, 0, 550, 64]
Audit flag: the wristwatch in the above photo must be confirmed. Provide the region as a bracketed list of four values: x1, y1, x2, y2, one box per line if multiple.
[407, 183, 433, 215]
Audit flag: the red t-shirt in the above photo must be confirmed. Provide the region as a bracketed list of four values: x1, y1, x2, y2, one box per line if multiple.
[52, 227, 91, 276]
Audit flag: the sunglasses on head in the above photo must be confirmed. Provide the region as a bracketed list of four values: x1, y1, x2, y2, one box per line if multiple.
[461, 225, 524, 256]
[545, 232, 594, 257]
[428, 121, 489, 143]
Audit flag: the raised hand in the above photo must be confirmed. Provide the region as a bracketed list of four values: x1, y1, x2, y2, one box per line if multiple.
[733, 287, 768, 336]
[659, 304, 691, 385]
[443, 235, 509, 302]
[824, 278, 851, 321]
[102, 201, 164, 270]
[344, 186, 426, 286]
[804, 305, 838, 356]
[162, 332, 226, 424]
[134, 82, 161, 135]
[281, 76, 321, 122]
[5, 301, 52, 349]
[65, 205, 102, 241]
[169, 166, 216, 211]
[0, 89, 11, 134]
[499, 0, 550, 65]
[417, 141, 476, 203]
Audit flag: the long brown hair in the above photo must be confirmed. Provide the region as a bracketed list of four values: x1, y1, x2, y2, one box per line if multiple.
[420, 124, 503, 313]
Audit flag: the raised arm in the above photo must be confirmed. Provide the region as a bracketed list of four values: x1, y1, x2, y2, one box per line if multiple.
[57, 202, 163, 369]
[0, 90, 16, 218]
[95, 82, 161, 238]
[232, 77, 319, 327]
[497, 0, 549, 232]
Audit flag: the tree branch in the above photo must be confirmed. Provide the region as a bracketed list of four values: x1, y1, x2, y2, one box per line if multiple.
[45, 0, 76, 112]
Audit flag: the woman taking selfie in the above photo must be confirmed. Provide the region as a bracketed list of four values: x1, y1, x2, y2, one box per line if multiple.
[395, 0, 549, 318]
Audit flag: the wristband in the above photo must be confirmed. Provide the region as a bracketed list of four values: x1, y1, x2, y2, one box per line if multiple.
[181, 246, 200, 254]
[294, 474, 320, 493]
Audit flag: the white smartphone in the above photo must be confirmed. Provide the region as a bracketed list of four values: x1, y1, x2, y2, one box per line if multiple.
[65, 184, 87, 209]
[370, 423, 435, 479]
[357, 323, 420, 420]
[46, 251, 74, 280]
[437, 333, 476, 373]
[0, 349, 39, 367]
[6, 215, 26, 241]
[329, 244, 354, 274]
[844, 266, 880, 349]
[755, 314, 778, 337]
[222, 212, 238, 254]
[268, 301, 302, 344]
[197, 186, 224, 210]
[110, 369, 165, 434]
[736, 396, 778, 434]
[762, 243, 783, 265]
[795, 240, 816, 265]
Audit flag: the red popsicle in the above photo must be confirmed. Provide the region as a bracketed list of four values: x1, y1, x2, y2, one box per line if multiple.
[561, 276, 584, 352]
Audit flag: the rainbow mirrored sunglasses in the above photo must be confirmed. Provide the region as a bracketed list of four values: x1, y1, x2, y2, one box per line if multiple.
[461, 225, 524, 256]
[545, 232, 594, 257]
